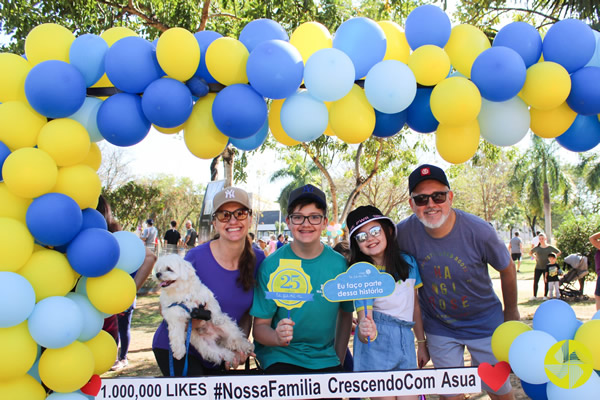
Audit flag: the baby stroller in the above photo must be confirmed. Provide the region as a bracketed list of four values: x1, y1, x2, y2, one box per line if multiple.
[559, 254, 589, 301]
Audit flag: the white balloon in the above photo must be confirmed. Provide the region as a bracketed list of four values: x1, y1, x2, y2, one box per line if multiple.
[478, 97, 530, 146]
[364, 60, 417, 114]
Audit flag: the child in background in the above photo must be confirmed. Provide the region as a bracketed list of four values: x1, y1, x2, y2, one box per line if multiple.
[545, 252, 562, 299]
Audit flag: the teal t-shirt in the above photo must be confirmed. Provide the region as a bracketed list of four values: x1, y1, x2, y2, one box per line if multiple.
[250, 244, 354, 370]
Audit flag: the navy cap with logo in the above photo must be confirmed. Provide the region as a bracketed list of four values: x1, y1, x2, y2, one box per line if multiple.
[408, 164, 450, 194]
[288, 184, 327, 211]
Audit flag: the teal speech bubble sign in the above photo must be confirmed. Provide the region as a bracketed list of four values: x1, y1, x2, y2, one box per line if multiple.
[322, 261, 396, 302]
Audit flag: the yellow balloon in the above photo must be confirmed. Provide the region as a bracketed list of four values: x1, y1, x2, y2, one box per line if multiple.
[39, 341, 94, 393]
[268, 99, 301, 146]
[409, 45, 451, 86]
[491, 321, 532, 362]
[2, 147, 57, 199]
[183, 93, 228, 159]
[436, 120, 480, 164]
[0, 217, 34, 272]
[520, 61, 571, 111]
[24, 23, 75, 65]
[329, 84, 375, 144]
[0, 101, 47, 150]
[156, 27, 200, 82]
[154, 124, 183, 134]
[0, 374, 46, 400]
[444, 24, 491, 78]
[0, 53, 31, 102]
[205, 37, 249, 85]
[430, 77, 482, 126]
[18, 249, 78, 301]
[0, 321, 38, 380]
[530, 102, 577, 139]
[86, 268, 137, 314]
[323, 101, 335, 137]
[84, 330, 118, 374]
[290, 22, 332, 64]
[0, 182, 32, 222]
[52, 165, 101, 209]
[100, 27, 138, 46]
[378, 21, 410, 64]
[81, 142, 102, 171]
[37, 119, 91, 167]
[574, 320, 600, 370]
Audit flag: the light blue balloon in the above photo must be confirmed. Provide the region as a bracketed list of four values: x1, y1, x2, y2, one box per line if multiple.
[547, 370, 600, 400]
[229, 119, 269, 151]
[0, 271, 36, 328]
[113, 231, 146, 274]
[592, 310, 600, 320]
[47, 392, 90, 400]
[280, 90, 328, 142]
[69, 34, 109, 87]
[533, 299, 579, 341]
[66, 292, 104, 342]
[585, 30, 600, 67]
[509, 330, 556, 384]
[333, 17, 387, 80]
[478, 97, 530, 146]
[28, 296, 83, 349]
[304, 48, 355, 102]
[364, 60, 416, 114]
[68, 97, 104, 142]
[27, 347, 41, 383]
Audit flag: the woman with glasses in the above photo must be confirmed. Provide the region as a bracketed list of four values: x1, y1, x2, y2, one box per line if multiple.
[346, 205, 429, 400]
[152, 187, 265, 376]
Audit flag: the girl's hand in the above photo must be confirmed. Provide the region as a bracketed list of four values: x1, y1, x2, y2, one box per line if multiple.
[358, 314, 376, 343]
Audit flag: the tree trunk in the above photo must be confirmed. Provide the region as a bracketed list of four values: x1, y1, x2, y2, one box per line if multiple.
[543, 181, 552, 243]
[222, 146, 234, 188]
[210, 155, 220, 181]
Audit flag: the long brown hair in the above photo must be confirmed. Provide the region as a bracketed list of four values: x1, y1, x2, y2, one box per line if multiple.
[238, 234, 257, 291]
[96, 195, 122, 233]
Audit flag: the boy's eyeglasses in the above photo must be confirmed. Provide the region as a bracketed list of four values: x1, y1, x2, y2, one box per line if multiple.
[288, 214, 324, 225]
[354, 226, 382, 243]
[411, 191, 449, 207]
[213, 208, 251, 222]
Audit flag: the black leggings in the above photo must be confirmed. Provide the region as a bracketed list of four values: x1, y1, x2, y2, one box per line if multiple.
[533, 269, 548, 297]
[153, 348, 225, 377]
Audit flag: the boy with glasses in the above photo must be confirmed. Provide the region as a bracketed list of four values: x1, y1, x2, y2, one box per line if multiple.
[251, 184, 353, 378]
[396, 165, 519, 400]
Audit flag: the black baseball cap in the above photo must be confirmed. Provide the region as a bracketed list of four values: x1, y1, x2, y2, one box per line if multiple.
[408, 164, 450, 194]
[346, 205, 395, 237]
[288, 184, 327, 211]
[146, 219, 153, 225]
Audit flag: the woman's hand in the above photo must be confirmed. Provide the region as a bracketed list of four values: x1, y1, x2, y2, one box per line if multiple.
[275, 318, 294, 346]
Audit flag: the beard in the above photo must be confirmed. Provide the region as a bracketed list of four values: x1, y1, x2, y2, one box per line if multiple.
[417, 208, 450, 230]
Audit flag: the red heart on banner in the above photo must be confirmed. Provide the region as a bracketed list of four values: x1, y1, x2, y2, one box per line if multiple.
[478, 361, 511, 392]
[80, 374, 102, 396]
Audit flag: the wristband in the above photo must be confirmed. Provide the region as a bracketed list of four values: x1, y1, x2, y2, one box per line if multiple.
[416, 339, 427, 343]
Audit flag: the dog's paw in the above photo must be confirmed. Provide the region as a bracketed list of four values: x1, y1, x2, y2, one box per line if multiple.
[171, 346, 186, 360]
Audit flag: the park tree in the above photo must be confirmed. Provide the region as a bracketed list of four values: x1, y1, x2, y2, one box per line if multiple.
[97, 142, 133, 192]
[102, 180, 163, 231]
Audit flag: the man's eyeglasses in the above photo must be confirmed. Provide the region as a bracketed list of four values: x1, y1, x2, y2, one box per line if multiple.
[354, 226, 382, 243]
[288, 214, 325, 225]
[213, 208, 251, 222]
[411, 191, 449, 207]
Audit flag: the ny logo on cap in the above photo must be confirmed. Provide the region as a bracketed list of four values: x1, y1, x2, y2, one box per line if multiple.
[225, 189, 235, 199]
[303, 185, 314, 193]
[420, 167, 431, 176]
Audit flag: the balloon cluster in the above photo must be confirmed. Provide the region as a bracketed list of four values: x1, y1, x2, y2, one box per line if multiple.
[326, 222, 344, 238]
[491, 300, 600, 399]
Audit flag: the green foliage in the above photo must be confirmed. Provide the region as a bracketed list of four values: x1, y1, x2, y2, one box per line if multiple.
[555, 214, 600, 272]
[103, 181, 164, 231]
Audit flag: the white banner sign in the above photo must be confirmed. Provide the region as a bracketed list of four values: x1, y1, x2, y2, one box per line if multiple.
[98, 368, 480, 399]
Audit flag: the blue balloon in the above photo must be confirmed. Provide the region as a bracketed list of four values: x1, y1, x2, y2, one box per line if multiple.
[532, 299, 579, 341]
[113, 231, 146, 274]
[547, 371, 600, 399]
[239, 19, 289, 53]
[68, 96, 104, 142]
[593, 310, 600, 320]
[229, 119, 269, 151]
[141, 78, 193, 128]
[471, 47, 526, 102]
[0, 140, 10, 181]
[28, 296, 83, 349]
[67, 228, 120, 277]
[97, 93, 151, 146]
[27, 354, 41, 383]
[333, 17, 387, 80]
[65, 292, 103, 342]
[24, 60, 86, 118]
[557, 114, 600, 152]
[280, 90, 328, 142]
[407, 87, 438, 133]
[0, 271, 36, 328]
[212, 84, 267, 139]
[69, 34, 109, 87]
[186, 76, 210, 98]
[104, 36, 163, 93]
[373, 109, 407, 138]
[304, 48, 355, 102]
[81, 208, 108, 231]
[26, 193, 83, 247]
[493, 21, 542, 68]
[520, 380, 548, 400]
[543, 19, 596, 73]
[509, 330, 556, 384]
[194, 30, 223, 83]
[247, 40, 303, 99]
[405, 5, 451, 50]
[567, 66, 600, 116]
[48, 393, 90, 400]
[364, 60, 416, 113]
[585, 30, 600, 67]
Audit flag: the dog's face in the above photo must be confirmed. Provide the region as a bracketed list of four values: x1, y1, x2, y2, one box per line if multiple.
[154, 254, 196, 291]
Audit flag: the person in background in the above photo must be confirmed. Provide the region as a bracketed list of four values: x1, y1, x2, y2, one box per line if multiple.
[258, 237, 270, 257]
[530, 233, 560, 300]
[588, 232, 600, 310]
[162, 220, 181, 254]
[276, 233, 285, 249]
[183, 220, 198, 251]
[531, 231, 541, 249]
[268, 234, 278, 254]
[508, 232, 523, 273]
[141, 219, 158, 252]
[249, 232, 262, 252]
[545, 252, 562, 300]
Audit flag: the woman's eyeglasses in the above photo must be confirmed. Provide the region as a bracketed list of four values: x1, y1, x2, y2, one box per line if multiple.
[354, 226, 382, 243]
[212, 208, 251, 222]
[288, 214, 324, 225]
[411, 191, 449, 207]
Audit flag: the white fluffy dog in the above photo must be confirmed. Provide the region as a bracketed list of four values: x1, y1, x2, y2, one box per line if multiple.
[154, 254, 254, 364]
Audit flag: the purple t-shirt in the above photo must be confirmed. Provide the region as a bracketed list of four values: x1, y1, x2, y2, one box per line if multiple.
[396, 209, 510, 339]
[152, 241, 265, 361]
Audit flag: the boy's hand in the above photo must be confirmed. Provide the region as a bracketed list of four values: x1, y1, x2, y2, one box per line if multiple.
[275, 318, 294, 346]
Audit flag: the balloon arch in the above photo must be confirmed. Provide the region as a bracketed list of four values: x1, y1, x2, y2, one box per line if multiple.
[1, 4, 600, 398]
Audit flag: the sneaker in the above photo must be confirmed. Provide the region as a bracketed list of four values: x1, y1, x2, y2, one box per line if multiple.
[120, 359, 129, 368]
[529, 296, 538, 301]
[110, 360, 123, 371]
[542, 296, 549, 300]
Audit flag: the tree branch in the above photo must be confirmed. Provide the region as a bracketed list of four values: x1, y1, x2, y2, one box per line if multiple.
[97, 0, 171, 32]
[301, 143, 338, 222]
